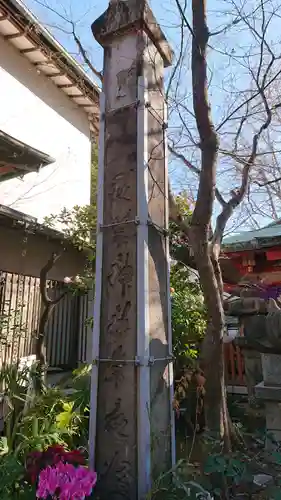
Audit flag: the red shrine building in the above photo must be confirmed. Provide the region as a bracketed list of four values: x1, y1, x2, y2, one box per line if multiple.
[222, 220, 281, 391]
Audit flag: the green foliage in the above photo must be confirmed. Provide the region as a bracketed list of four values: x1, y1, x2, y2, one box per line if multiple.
[147, 461, 213, 499]
[0, 362, 41, 453]
[204, 453, 247, 480]
[0, 454, 25, 499]
[59, 364, 91, 449]
[0, 363, 91, 459]
[0, 362, 93, 499]
[44, 204, 96, 252]
[169, 192, 192, 248]
[0, 452, 36, 499]
[170, 263, 206, 372]
[168, 192, 206, 370]
[0, 305, 27, 346]
[68, 363, 91, 412]
[91, 143, 98, 206]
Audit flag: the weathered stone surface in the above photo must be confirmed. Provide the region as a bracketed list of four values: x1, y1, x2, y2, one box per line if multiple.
[90, 2, 174, 498]
[243, 349, 262, 402]
[255, 354, 281, 452]
[95, 107, 138, 499]
[262, 353, 281, 385]
[225, 296, 281, 351]
[255, 381, 281, 400]
[224, 297, 268, 316]
[92, 0, 173, 67]
[253, 474, 273, 487]
[264, 400, 281, 452]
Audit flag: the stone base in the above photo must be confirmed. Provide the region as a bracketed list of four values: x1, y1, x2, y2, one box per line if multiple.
[244, 349, 262, 404]
[255, 381, 281, 401]
[262, 354, 281, 385]
[255, 382, 281, 453]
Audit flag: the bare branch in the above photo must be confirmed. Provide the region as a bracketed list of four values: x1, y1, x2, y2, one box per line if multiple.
[169, 145, 227, 207]
[174, 0, 195, 39]
[166, 0, 186, 98]
[216, 67, 281, 132]
[32, 0, 103, 82]
[168, 144, 200, 174]
[213, 84, 273, 248]
[71, 25, 103, 82]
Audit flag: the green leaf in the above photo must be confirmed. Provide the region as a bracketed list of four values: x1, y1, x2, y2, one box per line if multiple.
[270, 487, 281, 500]
[56, 403, 74, 430]
[204, 455, 226, 474]
[0, 437, 9, 456]
[0, 454, 24, 496]
[272, 451, 281, 464]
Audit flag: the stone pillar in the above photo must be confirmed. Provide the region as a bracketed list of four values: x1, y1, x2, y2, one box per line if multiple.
[89, 2, 174, 499]
[243, 349, 262, 405]
[255, 354, 281, 451]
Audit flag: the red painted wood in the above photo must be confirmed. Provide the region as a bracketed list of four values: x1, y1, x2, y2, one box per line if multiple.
[266, 249, 281, 261]
[224, 343, 246, 387]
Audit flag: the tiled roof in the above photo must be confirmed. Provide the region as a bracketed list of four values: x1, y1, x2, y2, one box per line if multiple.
[223, 220, 281, 251]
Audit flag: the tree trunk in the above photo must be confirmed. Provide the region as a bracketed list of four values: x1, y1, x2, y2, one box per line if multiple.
[34, 252, 67, 394]
[190, 228, 231, 451]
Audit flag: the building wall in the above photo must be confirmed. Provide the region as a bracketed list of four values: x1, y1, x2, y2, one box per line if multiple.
[0, 224, 86, 281]
[0, 223, 94, 368]
[0, 36, 91, 221]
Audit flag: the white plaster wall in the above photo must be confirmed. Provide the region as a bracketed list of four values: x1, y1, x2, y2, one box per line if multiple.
[0, 36, 91, 222]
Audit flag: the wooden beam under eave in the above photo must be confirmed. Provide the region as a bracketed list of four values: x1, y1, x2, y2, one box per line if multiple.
[0, 14, 9, 22]
[56, 83, 76, 89]
[68, 94, 84, 99]
[50, 72, 68, 79]
[5, 32, 24, 40]
[77, 103, 95, 108]
[33, 60, 52, 67]
[20, 47, 38, 54]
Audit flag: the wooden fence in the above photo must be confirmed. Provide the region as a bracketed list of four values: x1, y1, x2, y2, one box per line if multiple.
[224, 343, 246, 387]
[0, 271, 247, 387]
[0, 271, 93, 370]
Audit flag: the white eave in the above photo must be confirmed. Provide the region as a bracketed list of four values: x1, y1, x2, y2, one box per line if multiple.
[0, 0, 100, 136]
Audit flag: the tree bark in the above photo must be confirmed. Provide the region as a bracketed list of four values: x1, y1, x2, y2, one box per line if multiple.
[187, 0, 231, 448]
[189, 229, 231, 449]
[170, 0, 275, 450]
[35, 252, 67, 393]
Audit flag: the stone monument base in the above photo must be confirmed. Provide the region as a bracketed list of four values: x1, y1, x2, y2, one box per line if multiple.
[243, 349, 262, 405]
[255, 354, 281, 452]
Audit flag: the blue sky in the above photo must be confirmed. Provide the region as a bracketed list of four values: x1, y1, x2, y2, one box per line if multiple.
[22, 0, 281, 231]
[23, 0, 188, 86]
[24, 0, 197, 191]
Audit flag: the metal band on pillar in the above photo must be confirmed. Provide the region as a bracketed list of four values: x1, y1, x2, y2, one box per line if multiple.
[136, 75, 151, 497]
[89, 92, 106, 469]
[163, 98, 176, 466]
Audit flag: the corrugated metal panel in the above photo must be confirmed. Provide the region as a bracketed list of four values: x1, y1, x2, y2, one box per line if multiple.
[78, 290, 94, 364]
[0, 271, 91, 370]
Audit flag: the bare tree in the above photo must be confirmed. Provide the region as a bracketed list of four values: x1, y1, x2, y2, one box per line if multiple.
[167, 0, 281, 447]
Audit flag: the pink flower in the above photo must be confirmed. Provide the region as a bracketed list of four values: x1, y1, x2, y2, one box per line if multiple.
[36, 466, 58, 498]
[36, 460, 97, 499]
